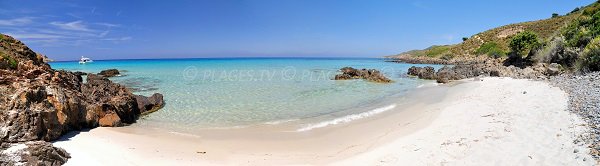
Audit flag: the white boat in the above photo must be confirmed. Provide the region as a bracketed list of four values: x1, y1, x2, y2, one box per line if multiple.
[79, 56, 93, 64]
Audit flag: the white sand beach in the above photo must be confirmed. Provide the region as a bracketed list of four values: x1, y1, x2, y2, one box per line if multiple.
[53, 77, 595, 165]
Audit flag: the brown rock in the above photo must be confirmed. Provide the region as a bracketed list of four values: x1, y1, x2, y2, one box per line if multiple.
[334, 67, 393, 83]
[135, 93, 165, 115]
[98, 69, 120, 77]
[98, 113, 122, 127]
[407, 66, 436, 79]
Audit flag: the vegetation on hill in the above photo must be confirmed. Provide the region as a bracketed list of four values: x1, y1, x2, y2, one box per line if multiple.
[392, 1, 600, 72]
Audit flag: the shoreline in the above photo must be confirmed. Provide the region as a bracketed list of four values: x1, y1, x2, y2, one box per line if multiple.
[52, 77, 594, 165]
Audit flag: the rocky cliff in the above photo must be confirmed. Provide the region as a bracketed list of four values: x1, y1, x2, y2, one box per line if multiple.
[0, 34, 164, 165]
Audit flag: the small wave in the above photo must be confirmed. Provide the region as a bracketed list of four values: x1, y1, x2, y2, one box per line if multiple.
[417, 82, 439, 88]
[296, 104, 397, 132]
[263, 119, 299, 125]
[167, 131, 201, 138]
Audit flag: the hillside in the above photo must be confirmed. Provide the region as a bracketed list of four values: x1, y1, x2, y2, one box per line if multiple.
[389, 2, 598, 71]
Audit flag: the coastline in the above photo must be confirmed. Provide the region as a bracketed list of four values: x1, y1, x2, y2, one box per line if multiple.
[53, 77, 594, 165]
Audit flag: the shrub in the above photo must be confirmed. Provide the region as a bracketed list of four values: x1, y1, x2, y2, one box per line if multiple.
[462, 37, 468, 41]
[476, 42, 505, 58]
[509, 31, 540, 58]
[571, 7, 581, 14]
[532, 36, 580, 67]
[581, 36, 600, 71]
[583, 3, 600, 16]
[552, 13, 560, 18]
[0, 51, 17, 69]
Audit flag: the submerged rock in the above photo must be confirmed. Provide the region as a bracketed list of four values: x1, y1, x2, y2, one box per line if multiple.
[98, 69, 120, 77]
[135, 93, 165, 115]
[334, 67, 393, 83]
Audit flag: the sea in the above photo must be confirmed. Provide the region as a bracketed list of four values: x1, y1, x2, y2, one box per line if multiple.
[50, 58, 440, 132]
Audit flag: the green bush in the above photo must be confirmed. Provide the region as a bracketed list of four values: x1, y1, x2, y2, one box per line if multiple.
[476, 42, 506, 58]
[552, 13, 560, 18]
[509, 31, 540, 58]
[562, 8, 600, 48]
[462, 37, 468, 41]
[571, 7, 581, 14]
[582, 36, 600, 71]
[0, 52, 17, 69]
[583, 3, 600, 16]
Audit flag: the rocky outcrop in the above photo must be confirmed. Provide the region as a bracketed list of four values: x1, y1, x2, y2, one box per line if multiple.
[407, 66, 436, 80]
[135, 93, 165, 115]
[72, 71, 87, 76]
[98, 69, 120, 77]
[334, 67, 393, 83]
[407, 58, 564, 83]
[1, 141, 70, 166]
[0, 34, 165, 164]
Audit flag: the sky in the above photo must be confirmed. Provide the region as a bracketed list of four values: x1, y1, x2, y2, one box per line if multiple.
[0, 0, 595, 61]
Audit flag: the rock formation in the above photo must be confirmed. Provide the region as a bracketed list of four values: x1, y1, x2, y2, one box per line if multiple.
[407, 66, 436, 80]
[0, 34, 164, 164]
[135, 93, 165, 115]
[334, 67, 393, 83]
[1, 141, 70, 166]
[407, 58, 564, 83]
[98, 69, 120, 77]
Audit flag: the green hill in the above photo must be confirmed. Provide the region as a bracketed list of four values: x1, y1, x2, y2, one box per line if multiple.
[390, 2, 600, 72]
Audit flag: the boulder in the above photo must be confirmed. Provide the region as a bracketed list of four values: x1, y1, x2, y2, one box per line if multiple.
[407, 66, 436, 79]
[98, 69, 120, 77]
[334, 67, 393, 83]
[0, 141, 70, 166]
[135, 93, 165, 115]
[435, 66, 462, 83]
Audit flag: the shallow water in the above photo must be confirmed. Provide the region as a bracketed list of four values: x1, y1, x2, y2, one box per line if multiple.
[50, 58, 440, 132]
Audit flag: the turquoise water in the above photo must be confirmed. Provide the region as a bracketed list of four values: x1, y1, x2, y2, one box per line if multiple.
[50, 58, 438, 131]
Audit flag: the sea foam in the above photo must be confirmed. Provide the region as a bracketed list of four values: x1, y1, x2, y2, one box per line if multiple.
[296, 104, 397, 132]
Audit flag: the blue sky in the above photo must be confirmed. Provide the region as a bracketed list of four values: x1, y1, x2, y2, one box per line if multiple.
[0, 0, 595, 61]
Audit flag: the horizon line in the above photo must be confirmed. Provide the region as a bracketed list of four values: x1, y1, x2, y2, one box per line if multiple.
[49, 56, 392, 63]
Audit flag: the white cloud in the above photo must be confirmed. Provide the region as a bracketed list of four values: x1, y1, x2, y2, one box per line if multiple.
[102, 36, 132, 41]
[5, 33, 65, 39]
[95, 22, 120, 28]
[98, 30, 110, 37]
[66, 13, 82, 19]
[50, 20, 93, 31]
[0, 17, 33, 26]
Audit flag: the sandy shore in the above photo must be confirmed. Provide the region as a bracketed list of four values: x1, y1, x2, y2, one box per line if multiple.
[53, 77, 594, 165]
